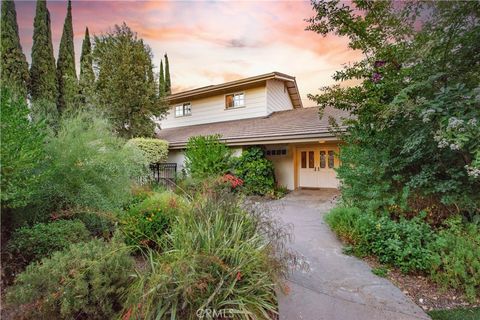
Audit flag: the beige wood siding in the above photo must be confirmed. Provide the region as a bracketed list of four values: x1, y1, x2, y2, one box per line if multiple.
[266, 79, 294, 114]
[160, 86, 267, 129]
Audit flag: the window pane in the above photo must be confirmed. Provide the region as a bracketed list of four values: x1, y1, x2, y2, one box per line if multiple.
[328, 150, 335, 168]
[301, 152, 306, 168]
[281, 149, 286, 155]
[225, 95, 234, 108]
[320, 151, 326, 168]
[308, 151, 314, 168]
[175, 105, 182, 117]
[184, 103, 191, 115]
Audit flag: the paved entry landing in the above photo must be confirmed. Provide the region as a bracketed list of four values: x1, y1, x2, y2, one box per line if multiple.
[271, 190, 430, 320]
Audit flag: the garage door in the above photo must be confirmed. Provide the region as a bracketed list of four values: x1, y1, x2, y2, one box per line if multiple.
[297, 146, 339, 188]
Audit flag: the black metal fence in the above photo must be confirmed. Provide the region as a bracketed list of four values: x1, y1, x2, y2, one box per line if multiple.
[149, 163, 177, 188]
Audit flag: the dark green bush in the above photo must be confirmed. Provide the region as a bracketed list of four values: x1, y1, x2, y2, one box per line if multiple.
[53, 208, 117, 238]
[429, 217, 480, 301]
[184, 135, 232, 179]
[121, 191, 189, 249]
[233, 147, 275, 195]
[7, 219, 90, 267]
[325, 207, 436, 273]
[6, 238, 134, 320]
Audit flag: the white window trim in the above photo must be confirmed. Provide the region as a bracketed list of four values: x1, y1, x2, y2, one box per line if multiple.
[224, 92, 245, 110]
[174, 102, 192, 118]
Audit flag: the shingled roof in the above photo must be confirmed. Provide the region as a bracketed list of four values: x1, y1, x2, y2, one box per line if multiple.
[156, 106, 349, 148]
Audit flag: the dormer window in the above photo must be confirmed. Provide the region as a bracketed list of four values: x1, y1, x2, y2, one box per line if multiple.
[225, 92, 245, 109]
[175, 103, 191, 117]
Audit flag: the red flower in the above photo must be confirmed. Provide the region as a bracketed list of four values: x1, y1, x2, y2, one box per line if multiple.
[236, 272, 242, 281]
[222, 174, 243, 189]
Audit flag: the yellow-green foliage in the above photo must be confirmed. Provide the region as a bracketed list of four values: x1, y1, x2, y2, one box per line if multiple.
[127, 138, 169, 164]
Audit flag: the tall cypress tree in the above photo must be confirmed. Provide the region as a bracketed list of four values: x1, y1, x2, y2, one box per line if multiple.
[56, 0, 77, 113]
[1, 0, 29, 97]
[29, 0, 57, 104]
[164, 53, 171, 94]
[159, 59, 165, 96]
[79, 27, 94, 107]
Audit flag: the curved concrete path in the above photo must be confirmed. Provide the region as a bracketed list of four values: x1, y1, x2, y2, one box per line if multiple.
[271, 190, 430, 320]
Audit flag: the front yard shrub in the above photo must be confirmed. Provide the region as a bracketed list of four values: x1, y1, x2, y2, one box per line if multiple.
[121, 191, 189, 249]
[122, 189, 294, 319]
[6, 219, 90, 267]
[52, 208, 117, 238]
[126, 138, 169, 164]
[6, 238, 134, 320]
[184, 135, 232, 178]
[326, 207, 436, 273]
[325, 206, 368, 245]
[429, 217, 480, 301]
[327, 207, 480, 300]
[233, 147, 275, 195]
[41, 110, 148, 212]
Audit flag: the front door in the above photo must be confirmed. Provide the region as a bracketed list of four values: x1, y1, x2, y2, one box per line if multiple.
[297, 146, 339, 188]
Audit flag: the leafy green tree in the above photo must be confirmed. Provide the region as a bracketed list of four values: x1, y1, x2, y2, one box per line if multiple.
[0, 88, 47, 210]
[159, 59, 165, 96]
[56, 0, 78, 113]
[308, 1, 480, 216]
[164, 53, 171, 94]
[1, 0, 29, 97]
[29, 0, 56, 104]
[93, 23, 167, 138]
[79, 27, 95, 108]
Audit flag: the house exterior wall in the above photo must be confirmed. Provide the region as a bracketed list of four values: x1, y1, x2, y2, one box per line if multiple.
[266, 146, 295, 190]
[266, 79, 294, 114]
[160, 86, 267, 129]
[166, 149, 186, 174]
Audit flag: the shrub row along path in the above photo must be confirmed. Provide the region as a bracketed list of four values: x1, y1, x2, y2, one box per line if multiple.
[271, 189, 430, 320]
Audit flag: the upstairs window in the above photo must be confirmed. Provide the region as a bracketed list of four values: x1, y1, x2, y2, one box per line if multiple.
[225, 92, 245, 109]
[175, 103, 191, 117]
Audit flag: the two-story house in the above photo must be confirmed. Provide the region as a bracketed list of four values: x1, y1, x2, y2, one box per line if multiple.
[156, 72, 348, 190]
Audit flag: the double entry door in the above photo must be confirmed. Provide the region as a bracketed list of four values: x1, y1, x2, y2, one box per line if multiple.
[297, 146, 339, 189]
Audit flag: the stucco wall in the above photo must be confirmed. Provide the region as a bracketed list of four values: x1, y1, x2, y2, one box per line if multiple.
[265, 144, 294, 190]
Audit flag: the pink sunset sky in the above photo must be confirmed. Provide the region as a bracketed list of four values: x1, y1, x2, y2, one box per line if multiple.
[16, 0, 361, 107]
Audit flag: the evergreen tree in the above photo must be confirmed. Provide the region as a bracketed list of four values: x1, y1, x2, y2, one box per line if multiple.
[79, 27, 95, 107]
[1, 0, 29, 97]
[29, 0, 57, 104]
[93, 23, 168, 138]
[164, 53, 171, 94]
[158, 59, 165, 96]
[56, 0, 77, 113]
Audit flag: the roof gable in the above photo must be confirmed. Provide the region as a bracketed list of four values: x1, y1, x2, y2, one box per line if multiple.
[167, 72, 303, 108]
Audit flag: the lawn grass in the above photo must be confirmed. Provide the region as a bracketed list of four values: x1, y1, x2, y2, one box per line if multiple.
[428, 307, 480, 320]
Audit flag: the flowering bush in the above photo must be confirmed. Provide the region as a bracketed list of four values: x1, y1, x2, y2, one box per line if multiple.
[222, 173, 243, 189]
[121, 191, 189, 249]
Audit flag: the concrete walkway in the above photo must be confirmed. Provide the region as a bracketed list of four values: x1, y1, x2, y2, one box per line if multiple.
[271, 190, 430, 320]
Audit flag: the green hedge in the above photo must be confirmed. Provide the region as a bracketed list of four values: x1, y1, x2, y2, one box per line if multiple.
[127, 137, 169, 164]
